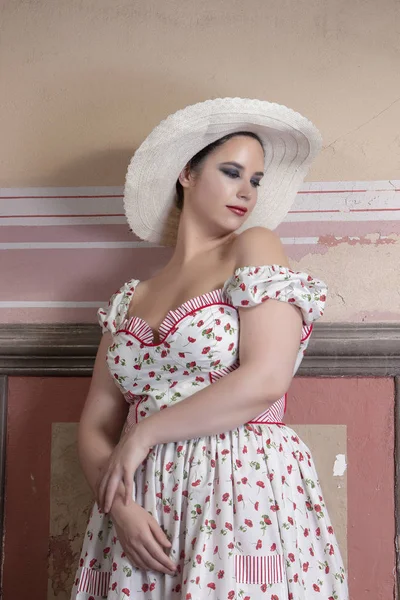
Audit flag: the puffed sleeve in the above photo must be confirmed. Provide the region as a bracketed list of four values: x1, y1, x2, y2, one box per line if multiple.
[223, 265, 328, 374]
[97, 278, 137, 334]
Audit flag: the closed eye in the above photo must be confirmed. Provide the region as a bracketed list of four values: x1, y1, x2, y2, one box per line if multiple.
[221, 168, 262, 188]
[221, 168, 240, 179]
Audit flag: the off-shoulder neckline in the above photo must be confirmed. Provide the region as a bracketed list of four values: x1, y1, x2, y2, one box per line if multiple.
[118, 265, 296, 345]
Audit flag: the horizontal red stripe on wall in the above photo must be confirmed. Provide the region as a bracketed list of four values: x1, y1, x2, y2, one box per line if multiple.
[0, 221, 397, 243]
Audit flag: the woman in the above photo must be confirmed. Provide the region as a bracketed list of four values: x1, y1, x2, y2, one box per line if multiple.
[72, 98, 348, 599]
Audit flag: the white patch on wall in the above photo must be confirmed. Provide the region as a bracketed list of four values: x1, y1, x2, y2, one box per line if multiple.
[333, 454, 347, 477]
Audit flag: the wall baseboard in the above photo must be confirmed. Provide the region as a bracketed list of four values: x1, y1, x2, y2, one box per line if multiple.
[0, 322, 399, 377]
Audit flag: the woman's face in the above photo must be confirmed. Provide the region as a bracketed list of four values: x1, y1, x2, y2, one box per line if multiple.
[180, 135, 265, 235]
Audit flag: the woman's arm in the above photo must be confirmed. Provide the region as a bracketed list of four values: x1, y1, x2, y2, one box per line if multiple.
[78, 332, 129, 495]
[80, 333, 177, 575]
[134, 226, 302, 445]
[98, 227, 304, 511]
[100, 296, 302, 512]
[137, 294, 302, 446]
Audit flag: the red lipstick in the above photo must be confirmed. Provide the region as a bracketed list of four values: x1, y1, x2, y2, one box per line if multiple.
[226, 205, 248, 217]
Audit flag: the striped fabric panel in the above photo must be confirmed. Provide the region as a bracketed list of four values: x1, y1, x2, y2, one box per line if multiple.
[158, 289, 225, 338]
[125, 404, 137, 430]
[209, 362, 239, 383]
[301, 323, 313, 342]
[78, 567, 111, 597]
[235, 554, 284, 585]
[249, 394, 286, 424]
[123, 390, 138, 404]
[120, 315, 154, 344]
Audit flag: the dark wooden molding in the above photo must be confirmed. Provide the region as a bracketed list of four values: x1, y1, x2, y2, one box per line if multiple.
[0, 322, 399, 376]
[0, 376, 7, 593]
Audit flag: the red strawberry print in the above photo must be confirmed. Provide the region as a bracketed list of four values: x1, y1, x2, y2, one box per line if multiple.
[207, 582, 216, 590]
[76, 270, 344, 598]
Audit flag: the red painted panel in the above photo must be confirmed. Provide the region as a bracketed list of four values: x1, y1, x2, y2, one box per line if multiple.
[3, 376, 396, 599]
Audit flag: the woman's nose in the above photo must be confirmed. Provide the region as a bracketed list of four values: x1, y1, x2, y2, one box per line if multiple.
[237, 180, 252, 201]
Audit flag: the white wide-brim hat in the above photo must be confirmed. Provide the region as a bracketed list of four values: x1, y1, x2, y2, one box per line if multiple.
[124, 97, 323, 245]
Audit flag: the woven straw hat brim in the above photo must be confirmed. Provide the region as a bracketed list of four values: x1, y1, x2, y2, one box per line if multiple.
[124, 97, 323, 245]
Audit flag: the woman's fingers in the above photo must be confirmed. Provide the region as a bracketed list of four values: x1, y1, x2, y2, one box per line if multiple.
[104, 471, 122, 513]
[144, 534, 176, 573]
[129, 550, 147, 571]
[136, 544, 176, 575]
[149, 519, 172, 548]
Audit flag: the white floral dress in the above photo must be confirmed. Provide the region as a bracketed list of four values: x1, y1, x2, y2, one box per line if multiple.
[71, 265, 348, 600]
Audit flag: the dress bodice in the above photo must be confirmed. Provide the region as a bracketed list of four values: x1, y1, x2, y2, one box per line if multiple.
[97, 265, 327, 426]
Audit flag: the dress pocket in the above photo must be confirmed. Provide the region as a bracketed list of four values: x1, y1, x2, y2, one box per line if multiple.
[234, 554, 284, 585]
[77, 567, 111, 596]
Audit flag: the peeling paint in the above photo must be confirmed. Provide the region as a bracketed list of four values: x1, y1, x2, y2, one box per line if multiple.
[333, 454, 347, 477]
[30, 473, 37, 495]
[318, 233, 398, 247]
[290, 235, 400, 322]
[48, 524, 80, 597]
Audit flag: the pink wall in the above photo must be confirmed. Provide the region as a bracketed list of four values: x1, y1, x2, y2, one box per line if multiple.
[3, 376, 395, 599]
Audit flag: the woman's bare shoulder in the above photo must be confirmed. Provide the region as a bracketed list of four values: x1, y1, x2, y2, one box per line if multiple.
[231, 226, 290, 269]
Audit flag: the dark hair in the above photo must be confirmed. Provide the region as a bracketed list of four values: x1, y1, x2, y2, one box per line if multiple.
[175, 131, 265, 211]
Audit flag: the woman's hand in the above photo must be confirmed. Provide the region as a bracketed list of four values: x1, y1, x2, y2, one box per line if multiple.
[97, 425, 151, 514]
[111, 498, 177, 575]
